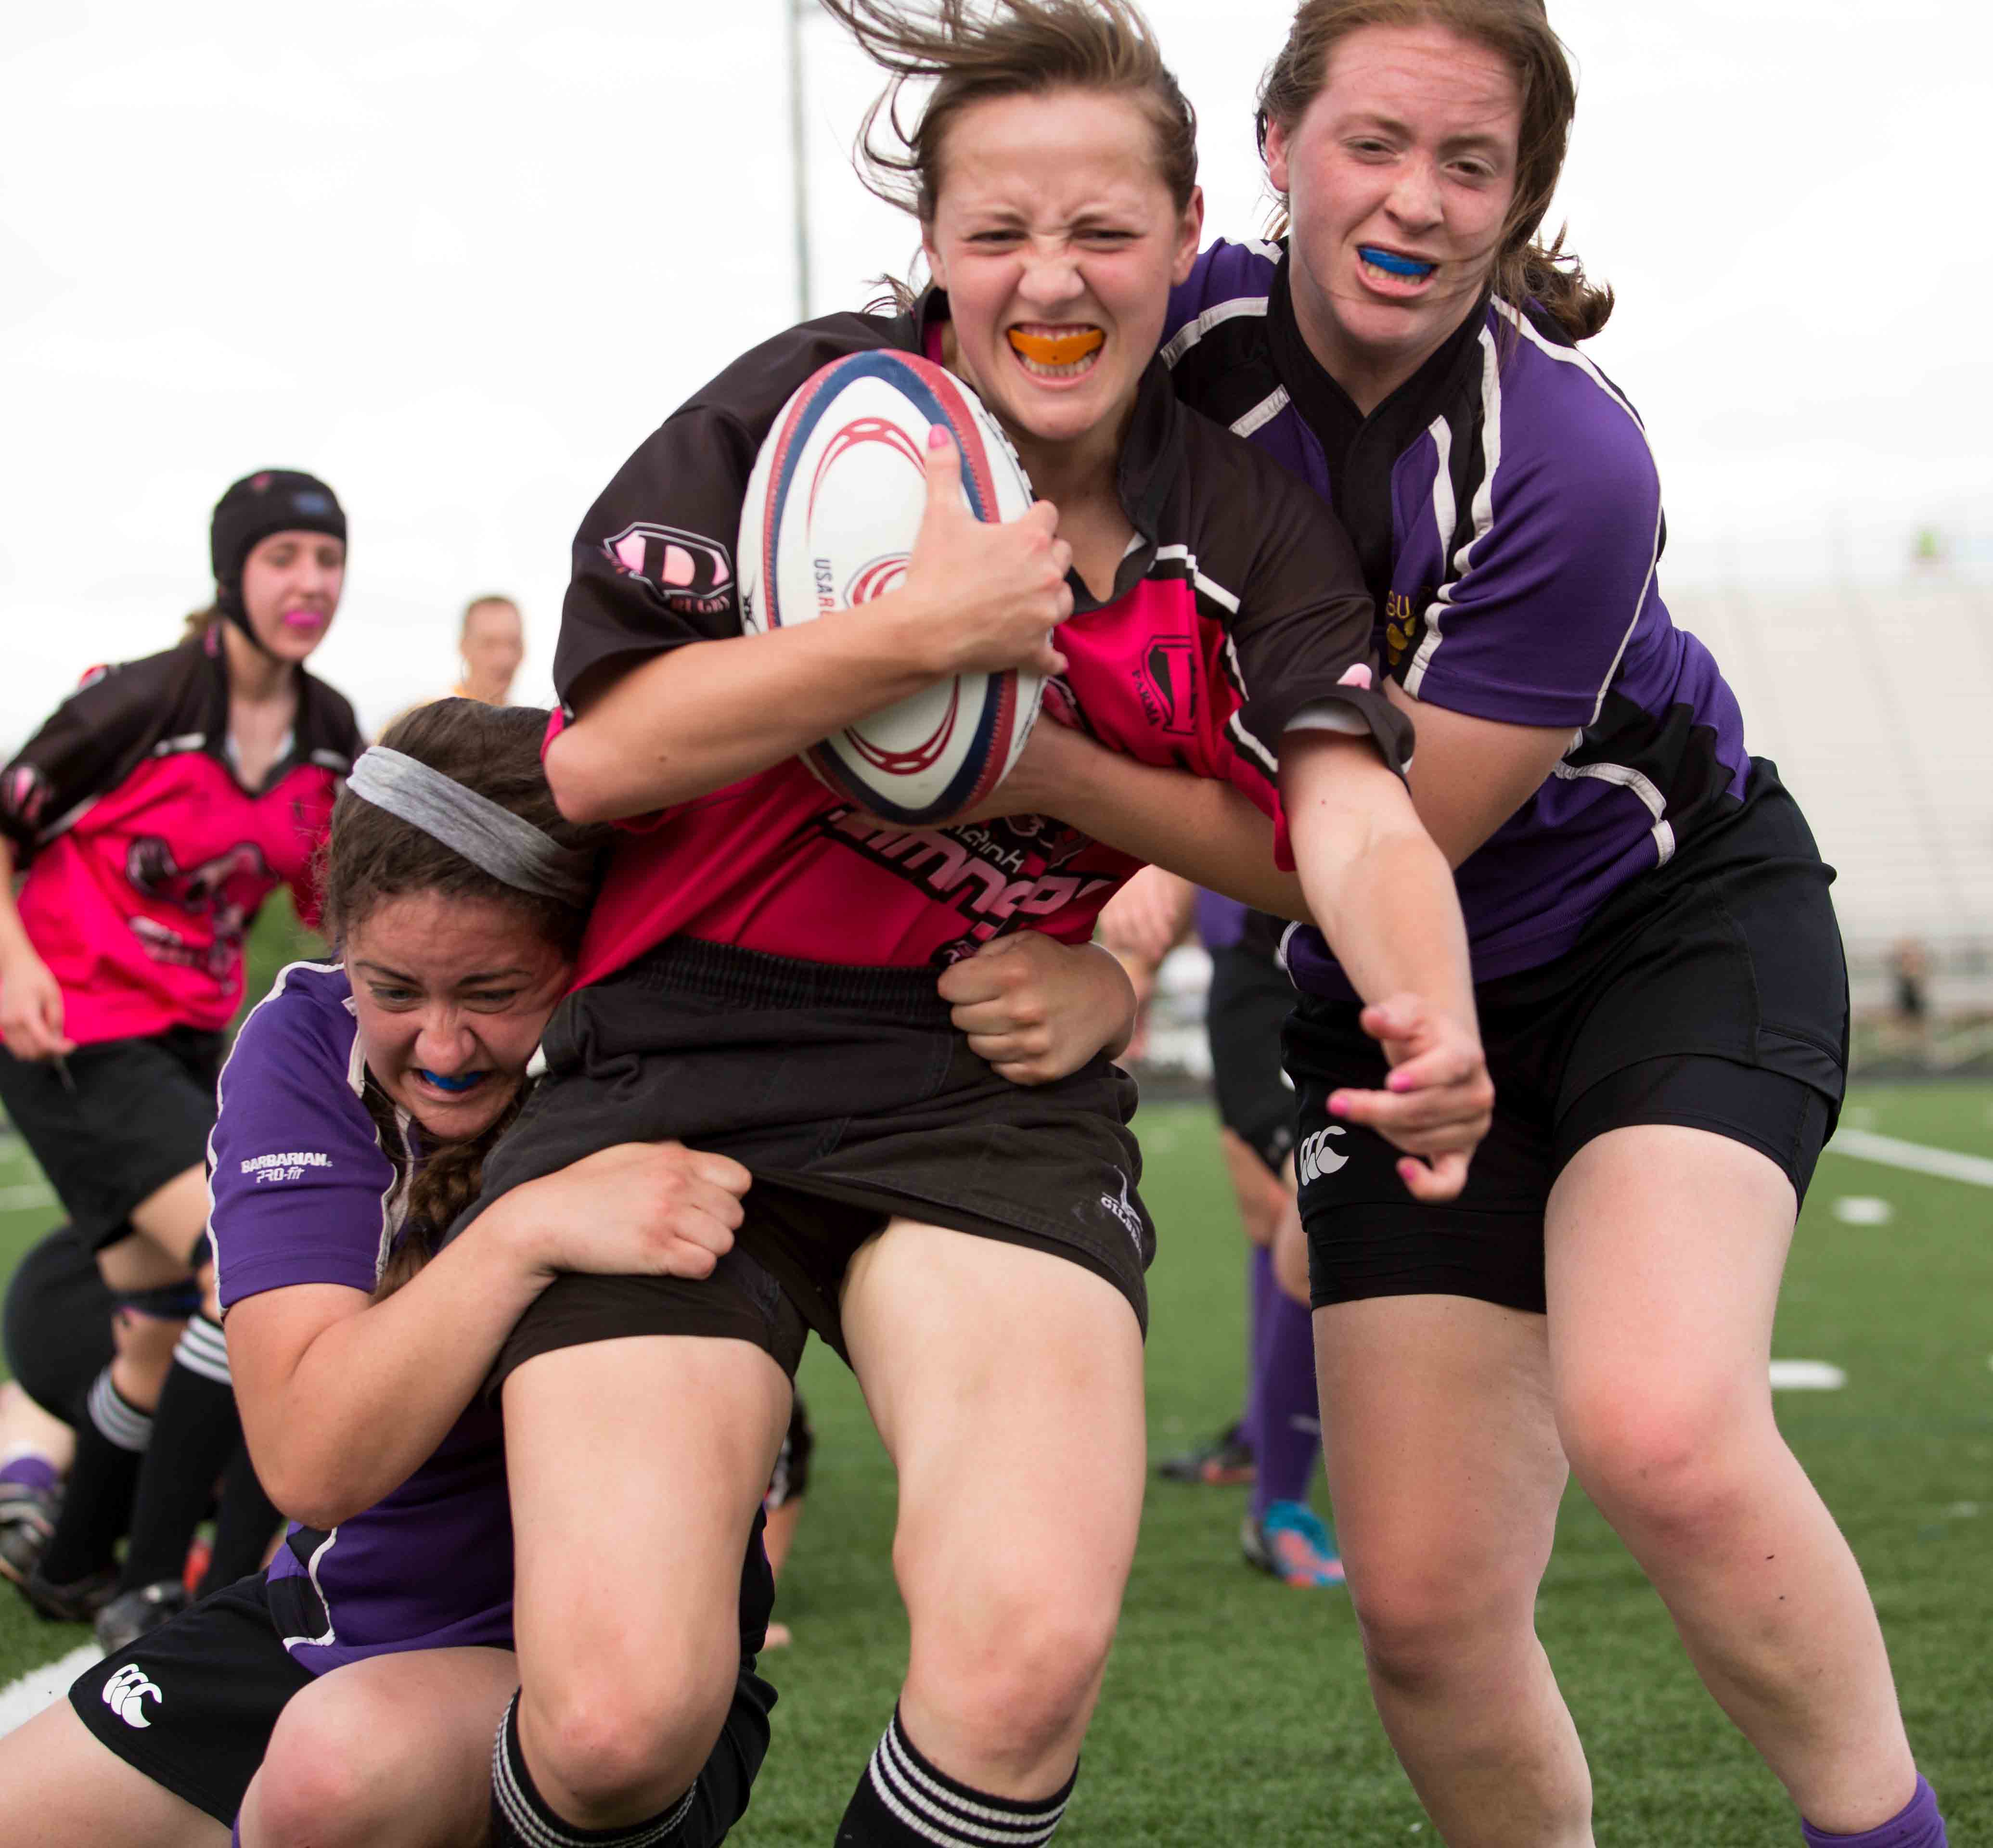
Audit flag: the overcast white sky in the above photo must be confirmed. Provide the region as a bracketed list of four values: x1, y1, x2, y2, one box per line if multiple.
[3, 0, 1988, 743]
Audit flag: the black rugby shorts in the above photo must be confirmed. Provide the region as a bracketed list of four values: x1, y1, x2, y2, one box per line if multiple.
[458, 937, 1155, 1388]
[1286, 761, 1846, 1315]
[69, 1574, 313, 1824]
[0, 1026, 223, 1253]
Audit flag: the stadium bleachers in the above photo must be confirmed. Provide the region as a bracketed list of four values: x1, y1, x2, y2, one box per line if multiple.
[1669, 577, 1993, 1014]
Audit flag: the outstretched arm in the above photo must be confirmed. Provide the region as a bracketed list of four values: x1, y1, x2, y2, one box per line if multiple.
[1280, 733, 1490, 1201]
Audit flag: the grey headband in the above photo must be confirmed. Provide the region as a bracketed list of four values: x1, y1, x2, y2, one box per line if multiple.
[345, 746, 595, 909]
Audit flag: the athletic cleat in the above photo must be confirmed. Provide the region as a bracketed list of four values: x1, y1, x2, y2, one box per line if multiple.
[0, 1481, 60, 1587]
[1158, 1421, 1255, 1487]
[21, 1564, 119, 1624]
[1242, 1501, 1347, 1588]
[94, 1579, 190, 1654]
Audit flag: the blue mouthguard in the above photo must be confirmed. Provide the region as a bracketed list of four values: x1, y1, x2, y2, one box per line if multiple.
[416, 1068, 486, 1093]
[1358, 245, 1436, 277]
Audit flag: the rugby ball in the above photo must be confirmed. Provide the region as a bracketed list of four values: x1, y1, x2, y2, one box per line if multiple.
[737, 349, 1043, 825]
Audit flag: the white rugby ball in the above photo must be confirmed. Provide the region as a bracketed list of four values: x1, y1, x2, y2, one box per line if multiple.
[737, 348, 1043, 825]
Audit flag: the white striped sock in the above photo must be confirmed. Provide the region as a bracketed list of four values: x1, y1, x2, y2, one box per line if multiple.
[490, 1696, 697, 1848]
[866, 1712, 1072, 1848]
[172, 1312, 231, 1386]
[86, 1369, 153, 1453]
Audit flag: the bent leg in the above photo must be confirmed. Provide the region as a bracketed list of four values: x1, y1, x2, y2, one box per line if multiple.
[1548, 1125, 1919, 1833]
[504, 1334, 789, 1829]
[0, 1696, 225, 1848]
[841, 1222, 1145, 1805]
[240, 1647, 519, 1848]
[127, 1166, 213, 1272]
[1316, 1294, 1591, 1848]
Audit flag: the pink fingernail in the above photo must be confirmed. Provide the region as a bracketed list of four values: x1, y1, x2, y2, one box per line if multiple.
[1388, 1072, 1412, 1092]
[1328, 1095, 1350, 1117]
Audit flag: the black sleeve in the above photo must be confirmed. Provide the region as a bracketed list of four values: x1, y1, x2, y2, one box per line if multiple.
[0, 655, 175, 860]
[552, 312, 905, 713]
[1212, 436, 1414, 780]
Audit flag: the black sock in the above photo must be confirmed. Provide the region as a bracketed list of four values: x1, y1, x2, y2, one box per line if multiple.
[37, 1369, 153, 1585]
[835, 1707, 1077, 1848]
[116, 1314, 238, 1592]
[198, 1437, 282, 1595]
[489, 1692, 699, 1848]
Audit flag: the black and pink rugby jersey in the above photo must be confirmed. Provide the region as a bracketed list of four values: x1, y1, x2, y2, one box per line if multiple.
[0, 628, 361, 1044]
[1164, 241, 1751, 992]
[553, 290, 1410, 987]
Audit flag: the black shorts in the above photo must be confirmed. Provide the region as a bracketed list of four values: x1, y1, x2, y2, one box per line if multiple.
[1285, 761, 1846, 1315]
[69, 1574, 314, 1824]
[0, 1027, 223, 1253]
[465, 938, 1153, 1387]
[1205, 941, 1299, 1175]
[69, 1572, 781, 1832]
[3, 1222, 115, 1423]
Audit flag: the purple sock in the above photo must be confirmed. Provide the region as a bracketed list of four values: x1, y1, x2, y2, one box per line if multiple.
[0, 1454, 60, 1496]
[1248, 1254, 1321, 1519]
[1242, 1246, 1275, 1440]
[1802, 1777, 1947, 1848]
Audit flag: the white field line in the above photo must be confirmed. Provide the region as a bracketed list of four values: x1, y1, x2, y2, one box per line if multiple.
[0, 1183, 56, 1211]
[1825, 1128, 1993, 1189]
[0, 1643, 100, 1738]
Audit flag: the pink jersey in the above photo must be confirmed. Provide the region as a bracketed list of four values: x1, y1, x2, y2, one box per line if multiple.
[555, 293, 1411, 987]
[0, 630, 361, 1044]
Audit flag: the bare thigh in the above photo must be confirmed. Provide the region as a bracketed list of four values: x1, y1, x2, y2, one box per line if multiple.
[0, 1697, 225, 1848]
[239, 1648, 520, 1848]
[1314, 1294, 1565, 1654]
[840, 1221, 1146, 1794]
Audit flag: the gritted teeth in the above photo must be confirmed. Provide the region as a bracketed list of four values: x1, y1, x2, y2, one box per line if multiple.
[1357, 245, 1437, 279]
[1007, 326, 1105, 371]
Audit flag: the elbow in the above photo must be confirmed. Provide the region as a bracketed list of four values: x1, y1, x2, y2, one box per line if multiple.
[543, 727, 621, 826]
[257, 1455, 369, 1532]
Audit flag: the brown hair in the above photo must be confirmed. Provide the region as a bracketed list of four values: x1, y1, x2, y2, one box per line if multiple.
[327, 698, 605, 1294]
[1257, 0, 1612, 340]
[822, 0, 1197, 308]
[181, 603, 221, 642]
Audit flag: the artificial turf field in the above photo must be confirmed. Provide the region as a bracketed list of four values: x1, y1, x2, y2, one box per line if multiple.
[0, 1080, 1987, 1843]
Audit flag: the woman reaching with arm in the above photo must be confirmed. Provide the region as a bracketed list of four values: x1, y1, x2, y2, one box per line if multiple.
[1147, 4, 1943, 1841]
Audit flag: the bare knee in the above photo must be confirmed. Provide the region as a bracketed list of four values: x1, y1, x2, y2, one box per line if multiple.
[1346, 1554, 1540, 1700]
[907, 1580, 1118, 1767]
[1560, 1385, 1762, 1552]
[250, 1693, 407, 1846]
[523, 1649, 736, 1815]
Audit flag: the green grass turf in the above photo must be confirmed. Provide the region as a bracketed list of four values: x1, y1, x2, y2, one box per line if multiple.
[0, 1079, 1987, 1841]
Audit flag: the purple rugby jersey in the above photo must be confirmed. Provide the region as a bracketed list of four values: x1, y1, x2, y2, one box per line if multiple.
[1164, 241, 1750, 993]
[210, 961, 513, 1675]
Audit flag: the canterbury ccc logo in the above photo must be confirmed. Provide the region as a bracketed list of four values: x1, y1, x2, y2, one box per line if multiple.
[102, 1663, 163, 1728]
[1298, 1126, 1349, 1184]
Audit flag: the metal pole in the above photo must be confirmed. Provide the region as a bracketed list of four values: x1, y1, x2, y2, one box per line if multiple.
[787, 0, 813, 321]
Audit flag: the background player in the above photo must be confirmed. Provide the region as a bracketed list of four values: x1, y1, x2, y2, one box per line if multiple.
[454, 594, 527, 707]
[1145, 3, 1949, 1842]
[1100, 866, 1339, 1587]
[0, 471, 362, 1641]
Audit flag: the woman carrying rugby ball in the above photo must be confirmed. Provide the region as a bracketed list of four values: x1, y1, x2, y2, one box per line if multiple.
[455, 5, 1489, 1847]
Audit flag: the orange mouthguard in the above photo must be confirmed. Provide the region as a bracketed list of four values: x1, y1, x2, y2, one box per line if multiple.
[1008, 328, 1105, 366]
